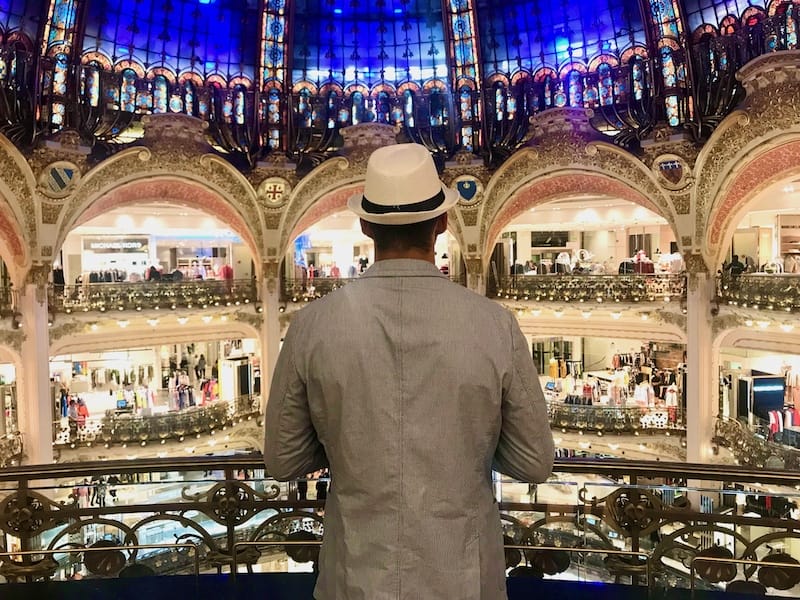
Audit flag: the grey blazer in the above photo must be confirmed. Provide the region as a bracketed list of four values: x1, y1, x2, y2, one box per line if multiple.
[265, 259, 554, 600]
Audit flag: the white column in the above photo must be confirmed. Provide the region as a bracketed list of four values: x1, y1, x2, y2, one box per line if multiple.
[152, 347, 162, 390]
[686, 272, 716, 464]
[260, 262, 281, 414]
[17, 282, 54, 466]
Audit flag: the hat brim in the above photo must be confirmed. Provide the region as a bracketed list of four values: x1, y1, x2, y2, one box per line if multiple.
[347, 184, 459, 225]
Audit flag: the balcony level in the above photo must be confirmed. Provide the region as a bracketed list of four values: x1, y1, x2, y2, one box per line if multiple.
[0, 456, 797, 597]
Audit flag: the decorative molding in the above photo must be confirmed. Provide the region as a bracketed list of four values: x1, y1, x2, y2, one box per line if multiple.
[697, 53, 800, 250]
[24, 264, 50, 304]
[0, 330, 24, 353]
[480, 134, 674, 257]
[36, 160, 82, 199]
[50, 320, 86, 341]
[0, 134, 36, 259]
[256, 177, 292, 212]
[41, 202, 62, 225]
[461, 209, 478, 227]
[234, 310, 264, 330]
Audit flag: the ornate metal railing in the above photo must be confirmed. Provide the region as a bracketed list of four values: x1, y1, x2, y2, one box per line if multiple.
[54, 395, 261, 447]
[280, 277, 355, 304]
[716, 273, 800, 314]
[49, 279, 258, 314]
[714, 417, 800, 471]
[548, 402, 685, 434]
[0, 432, 22, 468]
[0, 456, 797, 593]
[497, 274, 686, 304]
[0, 285, 14, 317]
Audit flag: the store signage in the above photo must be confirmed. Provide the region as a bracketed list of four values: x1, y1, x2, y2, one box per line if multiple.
[83, 237, 149, 253]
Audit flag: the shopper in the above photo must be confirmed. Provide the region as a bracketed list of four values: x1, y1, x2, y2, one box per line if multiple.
[265, 143, 554, 600]
[76, 398, 89, 428]
[196, 354, 206, 380]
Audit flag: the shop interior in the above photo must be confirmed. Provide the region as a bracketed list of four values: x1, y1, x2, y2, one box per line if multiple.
[719, 347, 800, 449]
[286, 209, 459, 281]
[533, 335, 686, 419]
[50, 338, 259, 442]
[58, 203, 255, 285]
[725, 181, 800, 273]
[496, 197, 682, 277]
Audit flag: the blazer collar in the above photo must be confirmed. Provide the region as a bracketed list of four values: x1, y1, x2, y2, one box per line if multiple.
[360, 259, 445, 278]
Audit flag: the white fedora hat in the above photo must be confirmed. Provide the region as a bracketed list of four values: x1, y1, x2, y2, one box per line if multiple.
[348, 144, 459, 225]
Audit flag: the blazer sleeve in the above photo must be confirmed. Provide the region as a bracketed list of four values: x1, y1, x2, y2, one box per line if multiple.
[493, 314, 554, 483]
[264, 322, 328, 481]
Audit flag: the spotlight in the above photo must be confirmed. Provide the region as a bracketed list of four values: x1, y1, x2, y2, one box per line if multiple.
[278, 305, 286, 313]
[11, 313, 22, 329]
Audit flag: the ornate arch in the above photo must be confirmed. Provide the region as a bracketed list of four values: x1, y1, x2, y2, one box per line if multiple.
[705, 138, 800, 268]
[484, 172, 670, 263]
[479, 140, 675, 261]
[56, 147, 265, 269]
[284, 183, 465, 258]
[696, 52, 800, 265]
[714, 325, 800, 356]
[0, 133, 35, 283]
[279, 157, 364, 255]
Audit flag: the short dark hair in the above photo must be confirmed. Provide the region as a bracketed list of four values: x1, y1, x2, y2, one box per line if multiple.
[367, 216, 439, 253]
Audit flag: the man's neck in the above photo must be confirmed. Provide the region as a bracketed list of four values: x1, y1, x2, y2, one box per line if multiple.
[374, 248, 435, 264]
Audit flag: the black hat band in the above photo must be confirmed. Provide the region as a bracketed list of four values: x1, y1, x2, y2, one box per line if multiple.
[361, 188, 445, 215]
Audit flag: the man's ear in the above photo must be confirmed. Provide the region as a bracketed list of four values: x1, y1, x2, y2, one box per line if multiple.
[434, 213, 448, 236]
[360, 219, 375, 239]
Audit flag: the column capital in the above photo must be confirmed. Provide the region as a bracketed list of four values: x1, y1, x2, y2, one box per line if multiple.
[24, 263, 50, 304]
[261, 260, 281, 295]
[463, 256, 486, 295]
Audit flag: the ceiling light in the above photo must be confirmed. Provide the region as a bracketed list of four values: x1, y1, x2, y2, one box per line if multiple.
[611, 311, 622, 319]
[582, 310, 591, 319]
[118, 320, 129, 328]
[147, 319, 159, 327]
[530, 309, 541, 317]
[177, 317, 189, 325]
[202, 315, 213, 323]
[745, 319, 754, 327]
[780, 323, 794, 332]
[553, 309, 564, 318]
[757, 320, 769, 329]
[641, 313, 649, 321]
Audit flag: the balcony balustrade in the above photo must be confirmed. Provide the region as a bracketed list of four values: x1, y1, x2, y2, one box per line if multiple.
[49, 279, 259, 314]
[497, 274, 686, 305]
[714, 417, 800, 471]
[0, 433, 22, 468]
[717, 274, 800, 314]
[0, 456, 797, 595]
[53, 395, 261, 448]
[0, 286, 13, 317]
[281, 277, 355, 304]
[548, 402, 685, 434]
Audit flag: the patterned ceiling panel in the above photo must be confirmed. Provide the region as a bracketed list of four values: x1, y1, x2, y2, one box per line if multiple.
[82, 0, 260, 81]
[0, 0, 47, 42]
[291, 0, 448, 89]
[475, 0, 647, 77]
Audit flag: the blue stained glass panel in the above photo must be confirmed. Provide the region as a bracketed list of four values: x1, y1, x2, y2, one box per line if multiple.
[0, 0, 46, 40]
[476, 0, 646, 78]
[292, 0, 447, 88]
[82, 0, 259, 81]
[683, 0, 765, 33]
